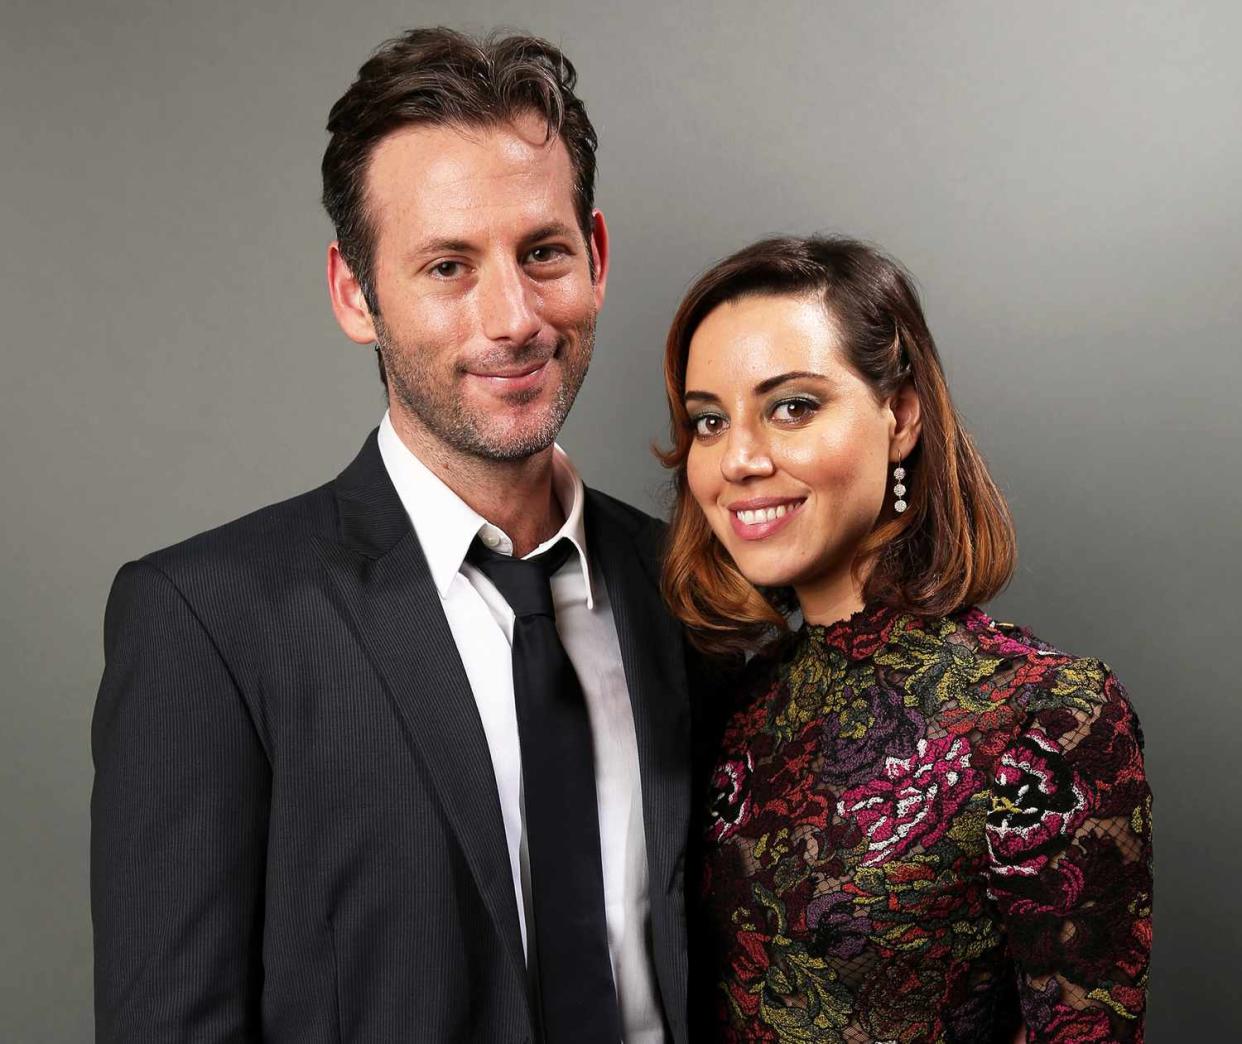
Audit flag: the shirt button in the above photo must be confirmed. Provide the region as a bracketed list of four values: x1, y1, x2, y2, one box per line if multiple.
[482, 530, 501, 548]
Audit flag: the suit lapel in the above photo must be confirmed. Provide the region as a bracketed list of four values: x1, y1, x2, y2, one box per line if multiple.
[586, 490, 691, 1043]
[313, 432, 526, 988]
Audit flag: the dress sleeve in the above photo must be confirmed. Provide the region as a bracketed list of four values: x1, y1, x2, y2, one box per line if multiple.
[985, 662, 1152, 1042]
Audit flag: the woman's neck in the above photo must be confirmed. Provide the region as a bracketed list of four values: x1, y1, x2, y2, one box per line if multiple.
[794, 565, 868, 627]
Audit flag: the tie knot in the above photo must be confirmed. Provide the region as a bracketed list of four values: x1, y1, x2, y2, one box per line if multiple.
[467, 536, 576, 618]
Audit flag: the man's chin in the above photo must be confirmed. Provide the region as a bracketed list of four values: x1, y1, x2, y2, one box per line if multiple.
[445, 404, 565, 461]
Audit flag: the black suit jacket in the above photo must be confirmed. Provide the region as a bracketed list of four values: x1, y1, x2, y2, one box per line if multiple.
[91, 431, 692, 1043]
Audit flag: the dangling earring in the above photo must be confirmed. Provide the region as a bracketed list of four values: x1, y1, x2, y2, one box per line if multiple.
[892, 460, 908, 514]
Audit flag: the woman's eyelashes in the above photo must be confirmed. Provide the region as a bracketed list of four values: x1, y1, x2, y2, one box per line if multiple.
[690, 411, 728, 438]
[688, 396, 822, 440]
[769, 395, 820, 424]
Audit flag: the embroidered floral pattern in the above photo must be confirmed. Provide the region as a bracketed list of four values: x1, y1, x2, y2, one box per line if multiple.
[709, 752, 755, 843]
[817, 681, 924, 788]
[838, 735, 982, 867]
[987, 728, 1090, 876]
[700, 605, 1152, 1042]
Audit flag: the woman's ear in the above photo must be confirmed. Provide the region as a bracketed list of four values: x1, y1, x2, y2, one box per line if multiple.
[888, 379, 922, 462]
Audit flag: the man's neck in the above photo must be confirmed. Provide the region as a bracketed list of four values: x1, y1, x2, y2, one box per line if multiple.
[389, 411, 566, 558]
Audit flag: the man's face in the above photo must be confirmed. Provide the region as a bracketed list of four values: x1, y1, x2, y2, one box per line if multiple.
[362, 114, 606, 462]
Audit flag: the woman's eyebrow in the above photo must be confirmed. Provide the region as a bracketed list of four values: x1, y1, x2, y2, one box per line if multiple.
[754, 370, 831, 395]
[685, 371, 832, 403]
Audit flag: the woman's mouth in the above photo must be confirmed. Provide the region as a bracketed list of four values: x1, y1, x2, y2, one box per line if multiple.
[726, 498, 806, 540]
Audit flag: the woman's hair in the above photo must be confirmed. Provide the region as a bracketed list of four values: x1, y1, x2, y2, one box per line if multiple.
[658, 235, 1016, 656]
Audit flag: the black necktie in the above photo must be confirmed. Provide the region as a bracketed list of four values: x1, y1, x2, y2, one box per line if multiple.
[467, 537, 622, 1044]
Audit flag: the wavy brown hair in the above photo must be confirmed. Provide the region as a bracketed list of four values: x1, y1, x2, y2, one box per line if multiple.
[658, 236, 1016, 656]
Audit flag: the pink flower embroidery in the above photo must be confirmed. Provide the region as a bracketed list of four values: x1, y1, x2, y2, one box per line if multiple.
[986, 728, 1089, 877]
[838, 735, 981, 867]
[707, 752, 754, 843]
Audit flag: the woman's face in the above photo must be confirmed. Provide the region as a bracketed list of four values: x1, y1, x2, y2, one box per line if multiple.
[684, 293, 919, 618]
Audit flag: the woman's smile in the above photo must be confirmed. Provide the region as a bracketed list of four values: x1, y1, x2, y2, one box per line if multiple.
[724, 496, 807, 540]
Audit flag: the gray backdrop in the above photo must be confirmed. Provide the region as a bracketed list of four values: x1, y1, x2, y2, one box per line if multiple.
[4, 0, 1239, 1039]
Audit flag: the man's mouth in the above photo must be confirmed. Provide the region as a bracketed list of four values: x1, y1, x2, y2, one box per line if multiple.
[467, 357, 553, 393]
[474, 359, 548, 379]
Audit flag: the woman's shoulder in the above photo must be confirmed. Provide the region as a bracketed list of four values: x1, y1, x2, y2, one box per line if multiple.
[942, 606, 1138, 724]
[712, 603, 1140, 732]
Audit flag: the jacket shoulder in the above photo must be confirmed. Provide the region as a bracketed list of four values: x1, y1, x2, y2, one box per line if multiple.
[584, 486, 666, 541]
[137, 481, 337, 590]
[583, 487, 670, 580]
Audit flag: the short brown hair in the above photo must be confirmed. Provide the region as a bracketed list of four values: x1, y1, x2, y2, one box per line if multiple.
[321, 27, 599, 320]
[658, 236, 1016, 656]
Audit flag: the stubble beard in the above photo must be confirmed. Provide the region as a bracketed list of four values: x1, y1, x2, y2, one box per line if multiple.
[376, 315, 596, 463]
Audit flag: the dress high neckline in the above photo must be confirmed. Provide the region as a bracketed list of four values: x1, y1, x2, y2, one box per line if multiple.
[798, 601, 903, 661]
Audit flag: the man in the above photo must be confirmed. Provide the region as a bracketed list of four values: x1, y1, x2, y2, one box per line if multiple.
[92, 29, 692, 1043]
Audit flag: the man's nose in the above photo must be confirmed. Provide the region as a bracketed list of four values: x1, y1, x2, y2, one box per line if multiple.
[478, 262, 542, 345]
[720, 423, 776, 482]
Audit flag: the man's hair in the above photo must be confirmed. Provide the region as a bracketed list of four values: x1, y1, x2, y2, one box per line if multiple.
[322, 27, 599, 320]
[658, 236, 1017, 656]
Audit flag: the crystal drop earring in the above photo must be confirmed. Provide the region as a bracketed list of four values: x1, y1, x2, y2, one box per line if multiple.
[893, 461, 908, 513]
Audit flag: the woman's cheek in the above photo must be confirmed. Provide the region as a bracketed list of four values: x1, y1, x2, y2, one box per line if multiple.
[779, 427, 860, 491]
[686, 447, 722, 527]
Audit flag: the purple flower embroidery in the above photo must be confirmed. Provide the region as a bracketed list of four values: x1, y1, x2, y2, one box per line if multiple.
[806, 891, 872, 959]
[818, 682, 925, 788]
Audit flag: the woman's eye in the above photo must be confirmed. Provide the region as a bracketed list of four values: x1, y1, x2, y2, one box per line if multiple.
[772, 398, 817, 423]
[692, 414, 726, 438]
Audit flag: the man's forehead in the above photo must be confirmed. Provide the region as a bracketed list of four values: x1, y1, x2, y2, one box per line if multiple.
[364, 117, 576, 219]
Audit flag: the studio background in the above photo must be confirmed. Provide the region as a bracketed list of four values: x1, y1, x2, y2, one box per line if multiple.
[3, 1, 1239, 1039]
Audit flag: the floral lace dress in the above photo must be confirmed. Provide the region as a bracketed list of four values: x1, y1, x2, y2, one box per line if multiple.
[698, 604, 1152, 1043]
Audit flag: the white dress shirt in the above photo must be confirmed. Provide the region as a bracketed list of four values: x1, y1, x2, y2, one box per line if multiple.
[377, 413, 664, 1043]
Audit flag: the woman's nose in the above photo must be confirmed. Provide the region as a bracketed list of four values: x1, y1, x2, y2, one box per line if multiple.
[720, 424, 775, 482]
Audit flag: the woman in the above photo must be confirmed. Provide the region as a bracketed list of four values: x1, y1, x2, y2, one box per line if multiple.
[660, 237, 1151, 1042]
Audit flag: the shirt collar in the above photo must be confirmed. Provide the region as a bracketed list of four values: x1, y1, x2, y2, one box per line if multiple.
[376, 411, 595, 608]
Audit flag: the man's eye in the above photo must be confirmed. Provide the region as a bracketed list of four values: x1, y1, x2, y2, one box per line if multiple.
[526, 245, 565, 264]
[772, 398, 817, 423]
[692, 414, 726, 438]
[430, 261, 464, 278]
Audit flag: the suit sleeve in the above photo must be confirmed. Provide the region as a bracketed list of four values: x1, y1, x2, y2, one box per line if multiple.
[91, 560, 271, 1043]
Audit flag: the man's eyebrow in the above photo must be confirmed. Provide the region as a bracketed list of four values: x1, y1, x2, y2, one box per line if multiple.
[406, 222, 581, 262]
[408, 237, 475, 260]
[519, 221, 581, 248]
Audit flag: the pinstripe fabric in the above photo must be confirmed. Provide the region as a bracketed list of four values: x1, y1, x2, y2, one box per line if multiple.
[586, 498, 691, 1043]
[91, 429, 692, 1043]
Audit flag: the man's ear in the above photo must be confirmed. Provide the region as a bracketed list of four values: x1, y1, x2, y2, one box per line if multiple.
[589, 209, 609, 312]
[888, 379, 923, 461]
[327, 242, 378, 345]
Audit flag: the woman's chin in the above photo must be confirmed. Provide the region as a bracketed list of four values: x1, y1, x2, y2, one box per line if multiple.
[727, 553, 800, 592]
